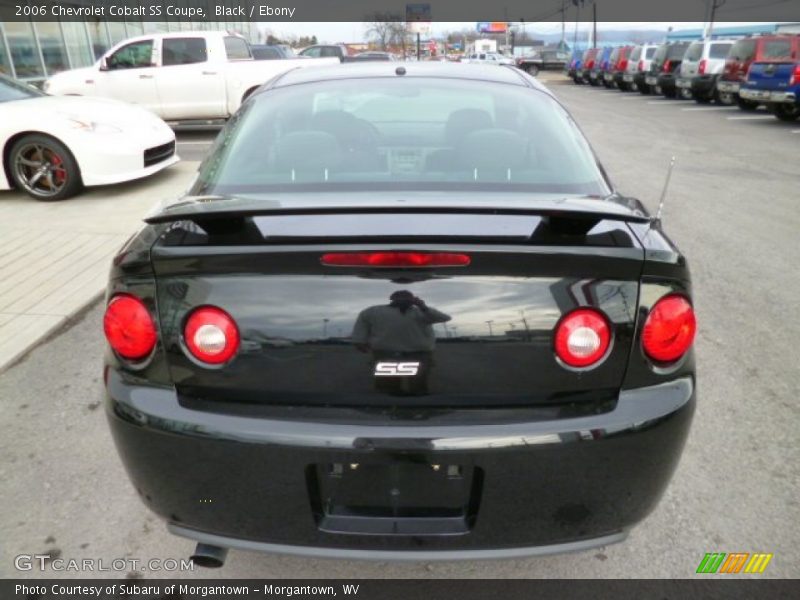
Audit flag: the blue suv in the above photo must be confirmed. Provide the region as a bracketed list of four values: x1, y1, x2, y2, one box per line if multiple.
[740, 35, 800, 122]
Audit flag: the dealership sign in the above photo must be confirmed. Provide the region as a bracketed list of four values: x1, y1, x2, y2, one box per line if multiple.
[477, 22, 509, 33]
[407, 3, 431, 35]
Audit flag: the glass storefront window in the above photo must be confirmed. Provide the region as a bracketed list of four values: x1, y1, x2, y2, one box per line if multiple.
[126, 20, 144, 37]
[3, 21, 43, 79]
[0, 29, 13, 76]
[35, 22, 69, 75]
[143, 22, 167, 34]
[107, 22, 127, 45]
[61, 22, 93, 68]
[86, 20, 110, 60]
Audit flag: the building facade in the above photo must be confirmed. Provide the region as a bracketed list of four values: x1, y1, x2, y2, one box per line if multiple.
[1, 5, 257, 82]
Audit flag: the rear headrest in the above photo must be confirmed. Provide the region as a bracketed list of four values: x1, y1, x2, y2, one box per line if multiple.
[445, 109, 493, 146]
[458, 129, 527, 171]
[273, 131, 341, 171]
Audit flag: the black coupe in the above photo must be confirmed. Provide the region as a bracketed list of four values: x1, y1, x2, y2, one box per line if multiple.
[103, 62, 696, 565]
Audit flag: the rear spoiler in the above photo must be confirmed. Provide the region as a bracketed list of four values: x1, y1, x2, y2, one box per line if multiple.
[144, 195, 651, 226]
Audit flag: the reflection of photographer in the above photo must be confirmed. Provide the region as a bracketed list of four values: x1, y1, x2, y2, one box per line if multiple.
[352, 291, 451, 395]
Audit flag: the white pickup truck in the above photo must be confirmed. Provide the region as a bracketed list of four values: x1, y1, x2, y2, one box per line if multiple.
[44, 32, 337, 121]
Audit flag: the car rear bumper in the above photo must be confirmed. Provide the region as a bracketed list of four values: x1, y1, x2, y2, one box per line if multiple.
[106, 370, 695, 556]
[657, 73, 677, 91]
[740, 88, 796, 104]
[685, 75, 717, 96]
[168, 525, 628, 561]
[716, 80, 741, 94]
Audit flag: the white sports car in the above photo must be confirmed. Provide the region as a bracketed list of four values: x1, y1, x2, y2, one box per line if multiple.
[0, 74, 178, 201]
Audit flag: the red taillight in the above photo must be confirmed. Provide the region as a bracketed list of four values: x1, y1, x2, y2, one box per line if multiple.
[638, 59, 644, 72]
[321, 252, 471, 268]
[642, 295, 696, 363]
[184, 306, 240, 365]
[698, 59, 707, 75]
[586, 59, 595, 69]
[791, 64, 800, 86]
[103, 294, 157, 361]
[619, 58, 628, 71]
[554, 308, 611, 368]
[662, 59, 672, 73]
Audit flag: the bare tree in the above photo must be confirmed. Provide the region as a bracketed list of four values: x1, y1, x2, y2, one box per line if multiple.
[365, 13, 407, 51]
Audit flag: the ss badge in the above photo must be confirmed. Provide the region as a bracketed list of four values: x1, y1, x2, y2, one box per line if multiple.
[374, 361, 420, 377]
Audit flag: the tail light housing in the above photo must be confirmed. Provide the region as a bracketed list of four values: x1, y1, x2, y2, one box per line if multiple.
[790, 64, 800, 86]
[638, 59, 644, 72]
[586, 59, 595, 69]
[184, 306, 240, 365]
[321, 252, 471, 268]
[698, 59, 707, 75]
[662, 59, 672, 73]
[642, 295, 696, 363]
[619, 58, 628, 71]
[103, 294, 157, 361]
[554, 308, 611, 368]
[723, 59, 733, 75]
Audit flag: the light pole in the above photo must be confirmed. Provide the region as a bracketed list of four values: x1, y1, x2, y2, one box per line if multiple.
[485, 320, 495, 336]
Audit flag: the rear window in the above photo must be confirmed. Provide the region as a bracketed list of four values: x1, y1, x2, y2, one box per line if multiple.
[193, 78, 608, 197]
[629, 47, 642, 61]
[252, 46, 281, 60]
[761, 39, 794, 61]
[667, 43, 689, 59]
[224, 37, 251, 60]
[684, 43, 703, 62]
[320, 47, 341, 58]
[609, 49, 620, 62]
[162, 38, 206, 66]
[645, 47, 656, 59]
[653, 45, 668, 62]
[729, 39, 756, 62]
[709, 43, 732, 59]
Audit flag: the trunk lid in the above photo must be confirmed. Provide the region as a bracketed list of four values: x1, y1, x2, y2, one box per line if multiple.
[149, 197, 646, 408]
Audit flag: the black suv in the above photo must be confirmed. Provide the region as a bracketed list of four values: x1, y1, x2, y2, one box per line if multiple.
[645, 42, 691, 98]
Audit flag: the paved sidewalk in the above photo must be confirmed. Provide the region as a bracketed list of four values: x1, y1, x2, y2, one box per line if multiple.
[0, 162, 198, 372]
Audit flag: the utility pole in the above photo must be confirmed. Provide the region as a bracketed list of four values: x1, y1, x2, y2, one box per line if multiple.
[705, 0, 726, 40]
[592, 1, 597, 49]
[416, 32, 420, 60]
[561, 0, 566, 46]
[504, 8, 509, 54]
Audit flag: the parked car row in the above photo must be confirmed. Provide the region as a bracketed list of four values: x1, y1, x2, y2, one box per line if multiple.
[565, 34, 800, 121]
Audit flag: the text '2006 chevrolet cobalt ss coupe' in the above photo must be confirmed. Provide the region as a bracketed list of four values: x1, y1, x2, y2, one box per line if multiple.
[102, 63, 696, 566]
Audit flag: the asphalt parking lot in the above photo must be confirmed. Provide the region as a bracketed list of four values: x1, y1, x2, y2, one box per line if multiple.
[0, 75, 798, 579]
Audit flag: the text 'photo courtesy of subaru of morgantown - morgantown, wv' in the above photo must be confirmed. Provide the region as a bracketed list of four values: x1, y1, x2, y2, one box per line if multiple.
[0, 6, 799, 587]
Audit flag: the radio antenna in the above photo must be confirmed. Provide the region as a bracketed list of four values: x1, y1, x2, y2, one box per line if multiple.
[652, 156, 676, 228]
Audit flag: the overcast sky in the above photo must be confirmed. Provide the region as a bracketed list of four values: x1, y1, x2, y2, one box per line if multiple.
[258, 22, 772, 43]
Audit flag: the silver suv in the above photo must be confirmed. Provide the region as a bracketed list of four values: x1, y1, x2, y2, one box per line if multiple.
[676, 40, 735, 103]
[623, 44, 658, 94]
